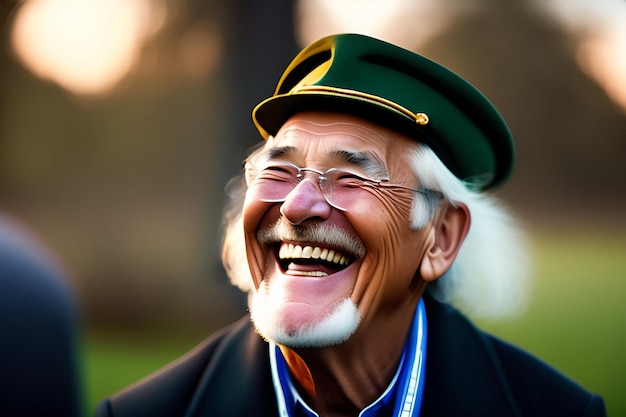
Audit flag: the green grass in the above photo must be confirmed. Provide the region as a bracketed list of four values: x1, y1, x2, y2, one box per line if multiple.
[479, 231, 626, 417]
[83, 231, 626, 416]
[82, 331, 205, 415]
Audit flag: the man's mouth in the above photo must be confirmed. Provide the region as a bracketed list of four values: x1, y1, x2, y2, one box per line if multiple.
[277, 242, 353, 277]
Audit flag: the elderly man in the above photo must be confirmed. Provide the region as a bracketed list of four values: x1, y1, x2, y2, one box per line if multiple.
[96, 34, 606, 417]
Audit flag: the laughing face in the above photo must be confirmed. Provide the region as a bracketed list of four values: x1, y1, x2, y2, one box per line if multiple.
[242, 112, 438, 348]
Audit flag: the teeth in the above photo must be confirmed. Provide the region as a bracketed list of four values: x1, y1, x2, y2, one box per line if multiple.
[285, 270, 328, 277]
[279, 244, 289, 259]
[278, 243, 351, 266]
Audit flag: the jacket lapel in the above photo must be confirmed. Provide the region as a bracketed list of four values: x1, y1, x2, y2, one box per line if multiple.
[184, 317, 278, 417]
[421, 295, 522, 417]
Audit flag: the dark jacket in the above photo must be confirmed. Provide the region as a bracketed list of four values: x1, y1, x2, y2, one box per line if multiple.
[96, 296, 606, 417]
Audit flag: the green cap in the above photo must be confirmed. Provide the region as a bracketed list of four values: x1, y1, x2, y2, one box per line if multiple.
[252, 33, 514, 190]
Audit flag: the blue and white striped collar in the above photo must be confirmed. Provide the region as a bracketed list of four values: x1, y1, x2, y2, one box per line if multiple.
[269, 298, 428, 417]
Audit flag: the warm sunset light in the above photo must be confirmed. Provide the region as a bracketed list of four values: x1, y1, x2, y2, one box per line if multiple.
[541, 0, 626, 113]
[577, 26, 626, 113]
[297, 0, 448, 49]
[10, 0, 165, 95]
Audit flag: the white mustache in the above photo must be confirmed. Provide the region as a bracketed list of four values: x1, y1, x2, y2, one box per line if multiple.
[257, 218, 366, 259]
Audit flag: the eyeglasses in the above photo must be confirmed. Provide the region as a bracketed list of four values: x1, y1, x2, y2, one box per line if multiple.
[245, 161, 438, 211]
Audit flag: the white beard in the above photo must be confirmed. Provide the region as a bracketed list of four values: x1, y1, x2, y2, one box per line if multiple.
[248, 283, 361, 348]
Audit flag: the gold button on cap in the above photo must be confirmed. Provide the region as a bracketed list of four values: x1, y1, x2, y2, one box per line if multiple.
[415, 112, 429, 125]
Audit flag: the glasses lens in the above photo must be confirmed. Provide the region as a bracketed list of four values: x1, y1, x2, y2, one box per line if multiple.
[249, 164, 299, 202]
[323, 169, 370, 210]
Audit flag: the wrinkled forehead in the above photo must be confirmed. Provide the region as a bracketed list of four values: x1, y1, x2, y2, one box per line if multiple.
[257, 112, 416, 169]
[271, 113, 388, 151]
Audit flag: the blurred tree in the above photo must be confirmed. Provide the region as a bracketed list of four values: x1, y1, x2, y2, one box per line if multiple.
[0, 0, 21, 195]
[210, 0, 299, 180]
[0, 0, 19, 28]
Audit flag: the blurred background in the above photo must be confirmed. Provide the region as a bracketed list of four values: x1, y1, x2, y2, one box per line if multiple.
[1, 0, 624, 415]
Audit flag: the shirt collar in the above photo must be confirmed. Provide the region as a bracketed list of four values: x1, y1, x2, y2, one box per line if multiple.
[269, 298, 428, 417]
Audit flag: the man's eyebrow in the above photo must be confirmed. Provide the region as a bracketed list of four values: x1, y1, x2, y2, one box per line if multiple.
[258, 146, 389, 178]
[265, 146, 296, 160]
[329, 150, 389, 178]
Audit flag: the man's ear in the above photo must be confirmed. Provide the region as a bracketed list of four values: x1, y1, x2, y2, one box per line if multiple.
[420, 203, 470, 282]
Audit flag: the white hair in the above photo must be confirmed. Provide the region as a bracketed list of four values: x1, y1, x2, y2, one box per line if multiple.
[221, 143, 533, 320]
[221, 174, 252, 292]
[407, 144, 533, 319]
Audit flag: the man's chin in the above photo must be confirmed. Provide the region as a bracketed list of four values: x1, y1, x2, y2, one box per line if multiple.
[249, 293, 361, 348]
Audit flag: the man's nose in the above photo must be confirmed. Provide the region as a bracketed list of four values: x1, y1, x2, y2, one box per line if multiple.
[279, 178, 332, 225]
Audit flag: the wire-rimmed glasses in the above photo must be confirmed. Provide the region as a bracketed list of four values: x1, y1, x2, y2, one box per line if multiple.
[245, 161, 438, 211]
